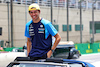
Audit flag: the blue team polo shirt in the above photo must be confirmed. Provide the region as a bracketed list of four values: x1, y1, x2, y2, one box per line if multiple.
[25, 18, 58, 57]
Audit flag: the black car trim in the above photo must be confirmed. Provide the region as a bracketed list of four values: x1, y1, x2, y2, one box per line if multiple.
[14, 57, 87, 67]
[14, 57, 64, 63]
[7, 61, 69, 67]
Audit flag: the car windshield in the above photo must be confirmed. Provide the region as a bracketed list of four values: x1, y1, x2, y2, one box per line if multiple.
[69, 64, 83, 67]
[9, 63, 67, 67]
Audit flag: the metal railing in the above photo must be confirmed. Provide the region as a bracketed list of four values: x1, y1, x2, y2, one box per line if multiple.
[0, 0, 100, 9]
[0, 0, 77, 8]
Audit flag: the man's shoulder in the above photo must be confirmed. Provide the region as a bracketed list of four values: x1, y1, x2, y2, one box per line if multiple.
[26, 20, 33, 26]
[41, 18, 51, 25]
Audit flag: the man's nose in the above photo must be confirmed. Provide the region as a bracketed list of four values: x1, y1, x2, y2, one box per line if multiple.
[32, 13, 35, 15]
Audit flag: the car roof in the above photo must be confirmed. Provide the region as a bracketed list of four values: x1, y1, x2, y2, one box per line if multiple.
[58, 41, 74, 45]
[57, 45, 75, 48]
[56, 41, 75, 48]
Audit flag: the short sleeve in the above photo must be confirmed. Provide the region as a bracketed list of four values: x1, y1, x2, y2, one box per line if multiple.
[47, 22, 58, 36]
[24, 24, 30, 38]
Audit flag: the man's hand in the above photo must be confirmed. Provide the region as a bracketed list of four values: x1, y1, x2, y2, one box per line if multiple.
[47, 50, 53, 58]
[47, 33, 61, 58]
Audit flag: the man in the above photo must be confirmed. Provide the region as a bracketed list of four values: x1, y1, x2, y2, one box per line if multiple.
[25, 3, 61, 59]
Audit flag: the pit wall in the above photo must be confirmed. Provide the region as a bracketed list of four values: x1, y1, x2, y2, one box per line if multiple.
[74, 43, 100, 54]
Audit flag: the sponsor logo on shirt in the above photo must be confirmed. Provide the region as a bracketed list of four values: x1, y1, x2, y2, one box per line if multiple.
[29, 24, 35, 36]
[38, 25, 44, 33]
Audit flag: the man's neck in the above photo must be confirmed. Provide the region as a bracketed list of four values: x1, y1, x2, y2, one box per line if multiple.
[33, 17, 41, 23]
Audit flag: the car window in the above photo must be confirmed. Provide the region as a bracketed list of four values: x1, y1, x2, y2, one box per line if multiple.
[10, 63, 67, 67]
[69, 64, 83, 67]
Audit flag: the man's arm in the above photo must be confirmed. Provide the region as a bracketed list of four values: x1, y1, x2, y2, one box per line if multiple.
[47, 33, 61, 58]
[27, 38, 32, 56]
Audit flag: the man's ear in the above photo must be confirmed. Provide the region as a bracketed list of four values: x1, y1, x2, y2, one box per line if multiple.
[38, 10, 41, 13]
[29, 11, 31, 14]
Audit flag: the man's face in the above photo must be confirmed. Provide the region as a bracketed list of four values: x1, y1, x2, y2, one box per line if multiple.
[29, 10, 40, 21]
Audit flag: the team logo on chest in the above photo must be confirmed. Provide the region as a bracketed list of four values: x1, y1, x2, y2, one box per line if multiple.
[38, 25, 44, 33]
[40, 25, 43, 28]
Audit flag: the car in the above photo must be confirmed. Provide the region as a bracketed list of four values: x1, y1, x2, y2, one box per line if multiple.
[7, 57, 95, 67]
[22, 41, 81, 59]
[12, 48, 24, 52]
[53, 41, 81, 59]
[0, 49, 26, 67]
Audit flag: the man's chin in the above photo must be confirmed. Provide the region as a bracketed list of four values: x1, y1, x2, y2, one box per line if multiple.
[32, 18, 37, 21]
